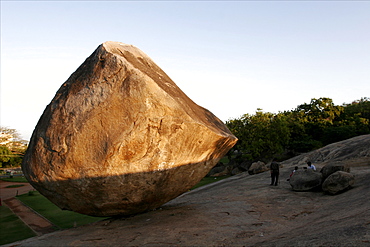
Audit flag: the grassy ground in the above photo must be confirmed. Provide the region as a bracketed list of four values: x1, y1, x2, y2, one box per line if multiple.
[5, 184, 25, 188]
[191, 175, 230, 190]
[190, 156, 230, 190]
[219, 156, 230, 164]
[17, 191, 108, 229]
[0, 206, 36, 245]
[1, 176, 29, 183]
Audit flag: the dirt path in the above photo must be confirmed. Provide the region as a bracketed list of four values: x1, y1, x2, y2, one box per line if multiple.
[3, 198, 57, 236]
[1, 181, 57, 236]
[0, 181, 34, 201]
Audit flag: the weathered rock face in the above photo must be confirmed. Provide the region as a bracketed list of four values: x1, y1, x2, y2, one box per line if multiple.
[281, 134, 370, 167]
[289, 169, 322, 191]
[320, 163, 350, 181]
[22, 41, 237, 216]
[322, 171, 355, 195]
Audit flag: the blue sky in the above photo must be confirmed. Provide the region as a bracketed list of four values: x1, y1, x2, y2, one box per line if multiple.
[1, 1, 370, 141]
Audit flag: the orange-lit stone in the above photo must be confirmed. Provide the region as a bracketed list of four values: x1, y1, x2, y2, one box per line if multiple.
[22, 42, 237, 216]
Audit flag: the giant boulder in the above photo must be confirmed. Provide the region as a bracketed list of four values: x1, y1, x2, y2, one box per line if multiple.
[289, 169, 322, 191]
[22, 41, 237, 216]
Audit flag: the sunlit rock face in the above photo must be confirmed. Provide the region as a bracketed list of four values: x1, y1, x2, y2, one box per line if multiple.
[22, 41, 237, 216]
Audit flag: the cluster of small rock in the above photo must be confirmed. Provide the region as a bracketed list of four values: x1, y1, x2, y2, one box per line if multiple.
[289, 163, 355, 194]
[208, 159, 354, 195]
[207, 159, 268, 177]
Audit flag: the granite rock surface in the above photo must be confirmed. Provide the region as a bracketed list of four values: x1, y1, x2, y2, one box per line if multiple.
[22, 41, 237, 216]
[322, 171, 355, 194]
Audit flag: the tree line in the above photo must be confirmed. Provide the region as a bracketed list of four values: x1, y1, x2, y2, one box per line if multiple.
[0, 127, 28, 168]
[225, 97, 370, 162]
[1, 97, 369, 167]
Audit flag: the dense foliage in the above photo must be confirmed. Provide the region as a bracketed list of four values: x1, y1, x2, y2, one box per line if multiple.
[0, 127, 28, 168]
[226, 97, 370, 162]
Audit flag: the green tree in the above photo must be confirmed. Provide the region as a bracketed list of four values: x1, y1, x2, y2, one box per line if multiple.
[319, 98, 370, 145]
[0, 126, 28, 146]
[226, 97, 370, 163]
[292, 98, 344, 146]
[0, 146, 12, 167]
[226, 110, 290, 161]
[0, 127, 28, 167]
[343, 97, 370, 121]
[296, 98, 343, 123]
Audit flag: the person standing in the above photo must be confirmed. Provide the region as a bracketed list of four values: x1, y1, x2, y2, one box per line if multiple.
[270, 159, 280, 186]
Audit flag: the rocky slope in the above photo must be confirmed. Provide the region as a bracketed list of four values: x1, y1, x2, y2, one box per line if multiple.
[10, 135, 370, 246]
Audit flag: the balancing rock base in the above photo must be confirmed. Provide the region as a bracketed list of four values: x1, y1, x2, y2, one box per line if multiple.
[22, 41, 237, 216]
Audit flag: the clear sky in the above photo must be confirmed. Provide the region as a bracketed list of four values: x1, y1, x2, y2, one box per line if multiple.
[1, 1, 370, 141]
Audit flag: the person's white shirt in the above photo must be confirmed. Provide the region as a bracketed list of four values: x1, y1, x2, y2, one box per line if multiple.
[307, 164, 316, 171]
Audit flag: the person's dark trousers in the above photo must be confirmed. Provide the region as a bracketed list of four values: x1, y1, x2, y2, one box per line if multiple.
[271, 172, 279, 186]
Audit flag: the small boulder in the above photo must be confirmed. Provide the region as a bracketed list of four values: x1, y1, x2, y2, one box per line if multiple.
[322, 171, 355, 195]
[231, 167, 243, 175]
[210, 166, 231, 177]
[238, 161, 252, 172]
[289, 169, 322, 191]
[248, 161, 268, 175]
[208, 165, 228, 177]
[320, 162, 350, 181]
